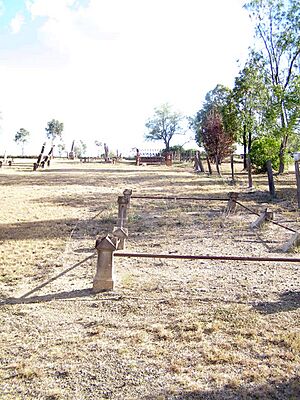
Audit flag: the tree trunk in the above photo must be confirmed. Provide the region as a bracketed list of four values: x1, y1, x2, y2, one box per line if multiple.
[248, 130, 252, 154]
[278, 134, 288, 174]
[278, 101, 288, 174]
[243, 124, 247, 170]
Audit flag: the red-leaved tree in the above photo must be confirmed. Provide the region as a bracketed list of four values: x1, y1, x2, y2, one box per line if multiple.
[202, 108, 234, 164]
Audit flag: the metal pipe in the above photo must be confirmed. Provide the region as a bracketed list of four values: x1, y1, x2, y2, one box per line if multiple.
[131, 195, 297, 234]
[131, 195, 229, 201]
[235, 200, 297, 233]
[114, 252, 300, 264]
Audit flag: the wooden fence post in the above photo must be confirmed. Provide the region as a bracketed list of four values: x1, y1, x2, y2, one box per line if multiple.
[206, 156, 212, 175]
[266, 160, 276, 198]
[295, 160, 300, 209]
[247, 155, 253, 189]
[194, 151, 204, 172]
[225, 192, 239, 215]
[230, 155, 235, 184]
[250, 208, 274, 229]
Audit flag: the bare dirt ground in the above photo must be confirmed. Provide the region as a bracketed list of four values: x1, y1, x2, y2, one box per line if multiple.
[0, 158, 300, 400]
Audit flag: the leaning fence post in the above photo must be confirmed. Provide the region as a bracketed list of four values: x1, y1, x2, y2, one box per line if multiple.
[250, 208, 274, 229]
[294, 159, 300, 209]
[225, 192, 239, 215]
[93, 235, 118, 292]
[206, 156, 212, 175]
[266, 160, 276, 198]
[282, 232, 300, 252]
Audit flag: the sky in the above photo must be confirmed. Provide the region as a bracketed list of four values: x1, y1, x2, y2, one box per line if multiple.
[0, 0, 254, 157]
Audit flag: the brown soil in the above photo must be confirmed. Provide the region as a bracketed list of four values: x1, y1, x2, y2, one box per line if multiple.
[0, 159, 300, 400]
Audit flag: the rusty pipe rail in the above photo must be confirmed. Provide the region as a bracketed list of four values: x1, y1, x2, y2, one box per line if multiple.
[235, 200, 297, 233]
[130, 194, 297, 234]
[115, 252, 300, 264]
[131, 195, 229, 201]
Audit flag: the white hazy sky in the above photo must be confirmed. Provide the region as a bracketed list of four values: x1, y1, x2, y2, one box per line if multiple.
[0, 0, 254, 156]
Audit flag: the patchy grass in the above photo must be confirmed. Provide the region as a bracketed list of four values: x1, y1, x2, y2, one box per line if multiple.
[0, 158, 300, 399]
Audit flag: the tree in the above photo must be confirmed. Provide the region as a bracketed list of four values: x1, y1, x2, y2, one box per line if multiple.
[74, 140, 87, 158]
[57, 142, 66, 157]
[232, 58, 269, 168]
[95, 140, 102, 157]
[192, 84, 239, 148]
[145, 103, 184, 151]
[45, 119, 64, 144]
[14, 128, 30, 156]
[244, 0, 300, 173]
[250, 135, 282, 172]
[201, 109, 235, 164]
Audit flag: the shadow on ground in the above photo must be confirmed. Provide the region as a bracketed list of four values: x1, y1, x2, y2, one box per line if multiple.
[253, 290, 300, 314]
[0, 288, 124, 305]
[0, 217, 109, 241]
[151, 376, 300, 399]
[0, 288, 94, 305]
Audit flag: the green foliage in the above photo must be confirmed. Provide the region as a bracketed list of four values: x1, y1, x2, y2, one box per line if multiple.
[244, 0, 300, 172]
[250, 136, 283, 172]
[233, 57, 269, 141]
[45, 119, 64, 143]
[192, 84, 239, 148]
[145, 103, 184, 151]
[74, 140, 87, 157]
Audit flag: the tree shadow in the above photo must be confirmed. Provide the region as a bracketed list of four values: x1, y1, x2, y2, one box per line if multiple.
[0, 288, 94, 305]
[253, 290, 300, 314]
[0, 218, 79, 241]
[152, 376, 300, 399]
[0, 288, 125, 305]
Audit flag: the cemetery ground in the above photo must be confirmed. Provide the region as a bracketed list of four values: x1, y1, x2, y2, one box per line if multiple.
[0, 158, 300, 400]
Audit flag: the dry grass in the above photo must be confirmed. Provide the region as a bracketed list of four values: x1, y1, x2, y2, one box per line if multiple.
[0, 158, 300, 399]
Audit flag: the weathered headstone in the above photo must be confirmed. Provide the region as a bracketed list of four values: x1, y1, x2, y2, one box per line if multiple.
[93, 235, 119, 292]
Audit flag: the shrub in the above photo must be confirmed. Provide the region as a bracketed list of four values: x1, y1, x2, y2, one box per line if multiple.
[250, 136, 282, 172]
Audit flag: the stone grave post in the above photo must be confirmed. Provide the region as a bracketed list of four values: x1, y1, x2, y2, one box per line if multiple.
[93, 235, 119, 292]
[112, 226, 129, 250]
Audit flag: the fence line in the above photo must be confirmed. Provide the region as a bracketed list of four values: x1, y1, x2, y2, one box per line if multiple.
[131, 195, 229, 201]
[114, 252, 300, 264]
[131, 193, 297, 234]
[235, 200, 297, 233]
